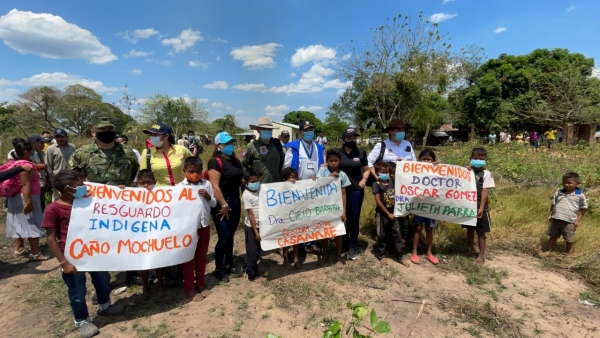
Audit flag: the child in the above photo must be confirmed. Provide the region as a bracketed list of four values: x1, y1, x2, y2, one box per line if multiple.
[542, 172, 587, 255]
[411, 149, 438, 265]
[42, 170, 124, 338]
[314, 149, 349, 269]
[179, 157, 216, 301]
[135, 169, 166, 300]
[372, 161, 409, 267]
[281, 167, 301, 270]
[243, 169, 264, 282]
[462, 148, 495, 265]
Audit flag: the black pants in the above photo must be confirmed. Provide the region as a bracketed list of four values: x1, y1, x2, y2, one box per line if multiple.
[39, 192, 46, 212]
[244, 226, 262, 280]
[376, 213, 403, 259]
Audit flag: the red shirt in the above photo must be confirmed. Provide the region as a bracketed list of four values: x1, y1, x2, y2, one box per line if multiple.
[41, 202, 72, 252]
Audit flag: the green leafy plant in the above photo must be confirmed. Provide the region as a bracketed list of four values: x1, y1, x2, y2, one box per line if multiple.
[321, 303, 391, 338]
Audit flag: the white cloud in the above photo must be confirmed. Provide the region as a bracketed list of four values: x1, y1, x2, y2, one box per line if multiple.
[298, 105, 323, 111]
[216, 55, 220, 61]
[123, 49, 153, 58]
[288, 72, 296, 78]
[116, 28, 161, 43]
[290, 44, 337, 67]
[443, 0, 456, 3]
[230, 43, 282, 70]
[203, 81, 228, 89]
[0, 88, 19, 102]
[0, 72, 119, 94]
[336, 88, 346, 95]
[493, 27, 506, 33]
[161, 28, 202, 52]
[213, 38, 228, 43]
[342, 53, 351, 61]
[211, 102, 225, 108]
[129, 69, 142, 74]
[566, 5, 575, 11]
[323, 79, 352, 89]
[189, 60, 210, 69]
[429, 13, 457, 23]
[264, 104, 289, 116]
[232, 83, 265, 91]
[0, 9, 117, 64]
[235, 110, 243, 115]
[146, 58, 171, 66]
[267, 64, 335, 94]
[592, 68, 600, 79]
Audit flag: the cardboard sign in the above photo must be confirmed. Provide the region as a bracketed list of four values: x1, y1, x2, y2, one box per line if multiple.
[259, 176, 346, 250]
[65, 183, 202, 271]
[394, 162, 477, 226]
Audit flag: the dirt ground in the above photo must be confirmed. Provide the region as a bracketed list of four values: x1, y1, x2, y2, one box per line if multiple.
[0, 227, 599, 338]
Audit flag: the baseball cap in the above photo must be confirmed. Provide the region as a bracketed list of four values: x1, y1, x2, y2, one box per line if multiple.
[299, 120, 315, 131]
[28, 134, 52, 143]
[54, 128, 68, 137]
[342, 128, 360, 139]
[280, 130, 290, 136]
[214, 131, 236, 145]
[94, 117, 115, 129]
[143, 123, 172, 135]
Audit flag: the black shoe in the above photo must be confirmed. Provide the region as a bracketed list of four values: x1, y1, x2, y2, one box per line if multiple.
[213, 270, 230, 283]
[227, 266, 244, 278]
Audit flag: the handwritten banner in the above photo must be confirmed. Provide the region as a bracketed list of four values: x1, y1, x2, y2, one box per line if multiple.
[259, 176, 346, 251]
[394, 162, 477, 226]
[65, 183, 202, 271]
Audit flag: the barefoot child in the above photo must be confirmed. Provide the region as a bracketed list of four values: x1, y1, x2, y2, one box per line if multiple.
[180, 157, 216, 301]
[314, 149, 349, 269]
[463, 148, 495, 265]
[542, 172, 587, 255]
[372, 161, 408, 267]
[243, 169, 264, 282]
[411, 149, 438, 265]
[281, 167, 301, 270]
[42, 170, 124, 338]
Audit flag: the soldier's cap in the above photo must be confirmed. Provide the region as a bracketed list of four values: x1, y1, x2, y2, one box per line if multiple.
[94, 117, 116, 129]
[299, 120, 315, 131]
[29, 134, 52, 143]
[280, 130, 290, 136]
[143, 123, 172, 135]
[342, 128, 360, 139]
[54, 128, 68, 137]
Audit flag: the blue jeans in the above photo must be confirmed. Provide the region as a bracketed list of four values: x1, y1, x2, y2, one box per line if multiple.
[211, 196, 241, 273]
[343, 189, 364, 253]
[62, 271, 111, 323]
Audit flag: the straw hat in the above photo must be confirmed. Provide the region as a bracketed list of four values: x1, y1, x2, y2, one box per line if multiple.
[249, 116, 277, 130]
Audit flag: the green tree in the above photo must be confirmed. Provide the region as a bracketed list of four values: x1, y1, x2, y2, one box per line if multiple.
[212, 114, 243, 135]
[282, 111, 324, 132]
[140, 94, 209, 138]
[55, 84, 104, 136]
[0, 102, 15, 133]
[15, 85, 62, 131]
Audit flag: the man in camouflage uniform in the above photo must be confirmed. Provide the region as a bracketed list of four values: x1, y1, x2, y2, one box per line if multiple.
[242, 116, 284, 183]
[69, 117, 139, 186]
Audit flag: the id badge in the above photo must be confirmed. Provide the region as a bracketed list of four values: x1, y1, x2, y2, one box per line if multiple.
[307, 162, 315, 170]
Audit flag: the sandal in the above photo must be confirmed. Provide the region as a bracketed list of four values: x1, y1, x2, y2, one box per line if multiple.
[29, 252, 49, 261]
[425, 254, 439, 265]
[13, 248, 30, 258]
[410, 254, 420, 265]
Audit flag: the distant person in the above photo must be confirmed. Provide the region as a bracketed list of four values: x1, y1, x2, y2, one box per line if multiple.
[541, 172, 587, 256]
[115, 135, 141, 163]
[41, 130, 54, 151]
[316, 132, 328, 146]
[187, 131, 204, 157]
[28, 135, 52, 211]
[544, 129, 556, 148]
[529, 130, 540, 152]
[499, 130, 507, 143]
[557, 128, 563, 143]
[503, 132, 511, 146]
[279, 130, 290, 145]
[488, 132, 497, 145]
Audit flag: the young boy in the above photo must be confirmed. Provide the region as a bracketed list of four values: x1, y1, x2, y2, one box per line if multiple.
[314, 149, 349, 269]
[179, 157, 216, 301]
[243, 169, 264, 282]
[542, 172, 587, 255]
[463, 148, 495, 265]
[372, 161, 408, 267]
[42, 170, 124, 338]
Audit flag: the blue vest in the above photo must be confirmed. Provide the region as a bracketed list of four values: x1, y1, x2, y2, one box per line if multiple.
[285, 140, 324, 171]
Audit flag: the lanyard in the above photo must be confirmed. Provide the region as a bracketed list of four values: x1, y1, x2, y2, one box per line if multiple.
[301, 140, 314, 159]
[159, 148, 176, 186]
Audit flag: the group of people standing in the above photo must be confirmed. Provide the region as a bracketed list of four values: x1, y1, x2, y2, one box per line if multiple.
[486, 128, 561, 150]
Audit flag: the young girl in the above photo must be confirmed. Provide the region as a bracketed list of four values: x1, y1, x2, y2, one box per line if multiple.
[314, 149, 349, 269]
[411, 149, 438, 265]
[281, 167, 301, 270]
[243, 169, 263, 282]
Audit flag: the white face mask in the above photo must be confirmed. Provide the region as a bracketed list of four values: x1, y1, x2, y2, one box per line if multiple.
[150, 135, 164, 147]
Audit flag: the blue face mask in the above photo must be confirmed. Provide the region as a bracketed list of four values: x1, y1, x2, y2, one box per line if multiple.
[303, 131, 315, 142]
[189, 136, 195, 141]
[470, 159, 486, 168]
[31, 151, 39, 161]
[260, 130, 272, 141]
[248, 182, 261, 191]
[69, 185, 88, 199]
[221, 144, 234, 156]
[378, 173, 390, 181]
[394, 132, 406, 142]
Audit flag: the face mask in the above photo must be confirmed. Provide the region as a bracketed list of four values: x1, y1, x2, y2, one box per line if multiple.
[303, 131, 315, 142]
[470, 159, 486, 168]
[31, 151, 39, 161]
[95, 131, 117, 144]
[189, 136, 195, 141]
[345, 141, 357, 148]
[248, 182, 261, 191]
[394, 132, 406, 142]
[68, 185, 88, 199]
[260, 130, 272, 141]
[378, 173, 390, 181]
[221, 144, 234, 156]
[186, 173, 202, 183]
[150, 136, 164, 147]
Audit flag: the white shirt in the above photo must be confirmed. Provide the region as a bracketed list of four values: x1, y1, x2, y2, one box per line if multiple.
[481, 170, 496, 189]
[367, 139, 416, 167]
[243, 189, 260, 228]
[316, 136, 328, 144]
[177, 178, 216, 228]
[7, 150, 14, 160]
[283, 140, 319, 180]
[132, 148, 141, 163]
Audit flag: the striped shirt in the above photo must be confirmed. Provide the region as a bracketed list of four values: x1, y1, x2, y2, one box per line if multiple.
[551, 188, 587, 223]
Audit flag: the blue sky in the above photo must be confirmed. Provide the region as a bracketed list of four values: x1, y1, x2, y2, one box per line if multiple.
[0, 0, 598, 129]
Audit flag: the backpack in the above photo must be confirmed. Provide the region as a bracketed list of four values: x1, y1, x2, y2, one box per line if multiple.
[366, 142, 386, 188]
[203, 155, 240, 180]
[0, 160, 31, 197]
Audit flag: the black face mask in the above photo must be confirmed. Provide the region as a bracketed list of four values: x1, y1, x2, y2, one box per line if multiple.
[345, 140, 357, 148]
[95, 131, 117, 144]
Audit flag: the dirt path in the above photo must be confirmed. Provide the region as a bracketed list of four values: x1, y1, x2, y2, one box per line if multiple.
[0, 230, 598, 338]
